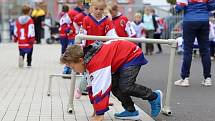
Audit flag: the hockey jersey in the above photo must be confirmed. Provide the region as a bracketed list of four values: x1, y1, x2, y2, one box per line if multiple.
[82, 14, 118, 46]
[73, 12, 88, 34]
[176, 0, 215, 21]
[112, 13, 136, 37]
[84, 40, 148, 115]
[14, 16, 35, 49]
[67, 7, 84, 39]
[59, 12, 72, 38]
[130, 21, 146, 38]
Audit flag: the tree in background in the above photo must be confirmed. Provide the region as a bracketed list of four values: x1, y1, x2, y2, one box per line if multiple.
[167, 0, 176, 5]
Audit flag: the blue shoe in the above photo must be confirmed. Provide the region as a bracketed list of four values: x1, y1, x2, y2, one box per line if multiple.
[149, 90, 163, 117]
[114, 110, 140, 120]
[63, 66, 71, 74]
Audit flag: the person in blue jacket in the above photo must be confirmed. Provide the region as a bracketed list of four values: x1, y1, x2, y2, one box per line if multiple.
[174, 0, 215, 87]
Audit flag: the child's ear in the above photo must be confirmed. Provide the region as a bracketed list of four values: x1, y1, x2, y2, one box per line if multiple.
[79, 58, 84, 63]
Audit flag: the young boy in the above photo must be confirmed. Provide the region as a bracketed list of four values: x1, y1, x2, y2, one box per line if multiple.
[62, 0, 84, 74]
[14, 5, 35, 68]
[60, 40, 163, 121]
[108, 2, 136, 37]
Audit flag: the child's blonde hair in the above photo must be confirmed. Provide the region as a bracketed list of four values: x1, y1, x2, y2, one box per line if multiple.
[60, 45, 84, 64]
[91, 0, 106, 7]
[134, 12, 142, 18]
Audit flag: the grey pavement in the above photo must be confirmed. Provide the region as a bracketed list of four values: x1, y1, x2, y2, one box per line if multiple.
[133, 46, 215, 121]
[0, 43, 154, 121]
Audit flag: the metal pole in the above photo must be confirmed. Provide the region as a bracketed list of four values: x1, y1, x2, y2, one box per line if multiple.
[162, 41, 177, 115]
[47, 75, 52, 96]
[75, 34, 173, 44]
[67, 71, 76, 113]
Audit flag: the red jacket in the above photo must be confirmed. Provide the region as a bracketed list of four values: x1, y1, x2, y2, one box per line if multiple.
[14, 16, 35, 49]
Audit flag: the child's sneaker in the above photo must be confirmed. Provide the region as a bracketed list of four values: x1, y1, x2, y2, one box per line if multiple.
[18, 56, 24, 68]
[201, 78, 212, 87]
[149, 90, 163, 117]
[174, 78, 190, 87]
[114, 110, 139, 120]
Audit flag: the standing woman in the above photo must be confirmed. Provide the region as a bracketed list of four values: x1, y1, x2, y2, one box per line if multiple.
[174, 0, 215, 87]
[142, 7, 158, 55]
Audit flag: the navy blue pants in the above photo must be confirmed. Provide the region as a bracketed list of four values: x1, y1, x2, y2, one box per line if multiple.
[60, 37, 74, 74]
[60, 37, 74, 54]
[181, 21, 211, 79]
[19, 48, 33, 65]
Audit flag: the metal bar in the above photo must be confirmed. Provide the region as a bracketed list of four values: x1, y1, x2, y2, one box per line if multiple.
[47, 76, 52, 96]
[67, 71, 77, 113]
[47, 74, 82, 96]
[75, 34, 175, 44]
[162, 42, 177, 115]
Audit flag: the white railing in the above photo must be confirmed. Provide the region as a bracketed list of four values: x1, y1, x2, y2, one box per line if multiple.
[47, 34, 177, 115]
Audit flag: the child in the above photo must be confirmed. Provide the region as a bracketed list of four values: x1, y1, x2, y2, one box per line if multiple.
[73, 3, 90, 35]
[14, 5, 35, 68]
[59, 4, 74, 74]
[81, 0, 118, 46]
[62, 0, 84, 74]
[174, 0, 215, 87]
[108, 2, 136, 37]
[131, 12, 146, 48]
[60, 40, 163, 121]
[73, 3, 91, 97]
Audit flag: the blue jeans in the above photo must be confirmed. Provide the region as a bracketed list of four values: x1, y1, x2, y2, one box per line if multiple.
[181, 21, 211, 79]
[111, 66, 153, 112]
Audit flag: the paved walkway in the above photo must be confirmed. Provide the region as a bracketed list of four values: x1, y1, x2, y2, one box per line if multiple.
[0, 43, 154, 121]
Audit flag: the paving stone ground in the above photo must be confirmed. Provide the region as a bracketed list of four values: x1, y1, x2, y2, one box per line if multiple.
[0, 43, 154, 121]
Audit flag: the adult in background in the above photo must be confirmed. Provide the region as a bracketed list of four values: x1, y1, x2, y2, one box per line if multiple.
[142, 7, 158, 55]
[174, 0, 215, 87]
[31, 2, 45, 44]
[151, 8, 163, 54]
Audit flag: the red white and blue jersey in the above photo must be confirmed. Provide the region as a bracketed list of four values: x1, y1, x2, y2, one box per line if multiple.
[86, 40, 148, 115]
[112, 13, 136, 37]
[73, 12, 88, 34]
[82, 14, 118, 46]
[130, 21, 146, 38]
[176, 0, 215, 21]
[67, 7, 83, 39]
[59, 12, 72, 38]
[14, 17, 35, 49]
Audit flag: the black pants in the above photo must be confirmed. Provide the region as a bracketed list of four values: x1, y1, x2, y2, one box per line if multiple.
[154, 34, 162, 52]
[111, 66, 153, 112]
[19, 48, 33, 65]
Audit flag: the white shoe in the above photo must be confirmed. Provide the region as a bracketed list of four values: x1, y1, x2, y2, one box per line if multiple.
[174, 78, 190, 87]
[18, 56, 24, 68]
[201, 78, 212, 86]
